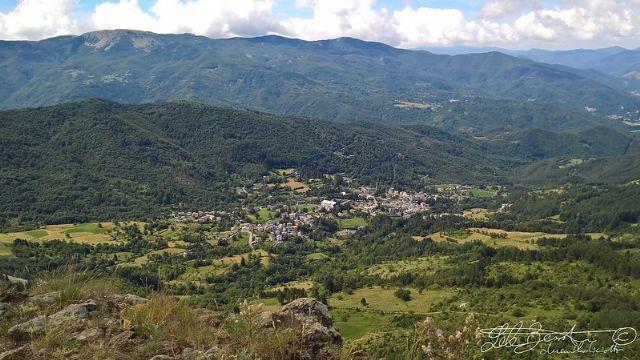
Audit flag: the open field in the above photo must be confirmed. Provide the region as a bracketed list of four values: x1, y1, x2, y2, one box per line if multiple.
[330, 286, 454, 313]
[462, 208, 493, 219]
[284, 178, 309, 193]
[332, 310, 394, 341]
[306, 252, 330, 261]
[0, 243, 12, 256]
[427, 228, 608, 249]
[468, 188, 496, 198]
[127, 247, 187, 266]
[177, 250, 271, 282]
[365, 256, 449, 279]
[338, 216, 368, 229]
[268, 280, 314, 292]
[0, 223, 118, 254]
[247, 208, 278, 223]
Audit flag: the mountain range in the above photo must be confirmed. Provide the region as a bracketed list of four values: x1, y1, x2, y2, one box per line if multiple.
[423, 45, 640, 91]
[0, 30, 638, 126]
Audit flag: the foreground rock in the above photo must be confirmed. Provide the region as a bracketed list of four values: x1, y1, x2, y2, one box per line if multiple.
[8, 300, 97, 340]
[262, 298, 343, 359]
[3, 295, 342, 359]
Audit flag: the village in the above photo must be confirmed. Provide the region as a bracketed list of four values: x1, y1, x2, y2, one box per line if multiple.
[169, 171, 499, 248]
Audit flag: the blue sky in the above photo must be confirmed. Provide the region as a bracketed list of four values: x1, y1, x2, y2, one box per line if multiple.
[0, 0, 638, 49]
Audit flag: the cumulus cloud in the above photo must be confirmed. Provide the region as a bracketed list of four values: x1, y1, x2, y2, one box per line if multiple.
[281, 0, 401, 44]
[1, 0, 640, 49]
[90, 0, 283, 38]
[0, 0, 77, 40]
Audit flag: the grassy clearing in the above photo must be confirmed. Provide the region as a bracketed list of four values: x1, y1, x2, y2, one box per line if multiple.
[330, 286, 454, 313]
[247, 208, 278, 223]
[62, 223, 109, 235]
[0, 223, 117, 247]
[332, 309, 394, 341]
[462, 208, 493, 220]
[428, 228, 606, 249]
[25, 229, 48, 239]
[233, 233, 249, 248]
[268, 280, 314, 292]
[365, 256, 448, 279]
[178, 250, 271, 282]
[0, 243, 12, 256]
[468, 188, 495, 198]
[338, 216, 368, 229]
[284, 178, 309, 193]
[126, 248, 186, 266]
[306, 252, 330, 261]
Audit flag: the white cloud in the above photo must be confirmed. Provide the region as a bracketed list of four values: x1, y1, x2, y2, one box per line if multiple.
[90, 0, 282, 38]
[281, 0, 401, 44]
[480, 0, 540, 18]
[0, 0, 77, 40]
[0, 0, 639, 49]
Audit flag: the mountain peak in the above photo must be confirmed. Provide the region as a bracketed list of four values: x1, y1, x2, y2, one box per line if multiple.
[81, 29, 161, 51]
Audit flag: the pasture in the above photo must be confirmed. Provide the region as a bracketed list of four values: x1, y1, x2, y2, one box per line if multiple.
[427, 228, 608, 249]
[0, 223, 118, 255]
[338, 216, 368, 229]
[329, 286, 454, 313]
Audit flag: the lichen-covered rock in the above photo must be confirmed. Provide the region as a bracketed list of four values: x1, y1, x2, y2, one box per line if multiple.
[50, 300, 98, 322]
[108, 330, 136, 349]
[72, 327, 103, 342]
[7, 315, 48, 340]
[266, 298, 343, 359]
[8, 300, 98, 340]
[26, 292, 59, 304]
[113, 294, 148, 306]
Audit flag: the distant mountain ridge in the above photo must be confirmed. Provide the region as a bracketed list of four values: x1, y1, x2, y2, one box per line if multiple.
[422, 45, 640, 91]
[0, 30, 638, 124]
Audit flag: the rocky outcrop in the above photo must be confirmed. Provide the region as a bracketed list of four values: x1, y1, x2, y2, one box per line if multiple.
[2, 295, 342, 359]
[8, 300, 97, 340]
[262, 298, 343, 359]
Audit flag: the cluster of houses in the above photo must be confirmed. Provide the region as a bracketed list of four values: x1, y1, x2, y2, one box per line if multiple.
[380, 188, 431, 218]
[172, 210, 235, 224]
[231, 209, 320, 246]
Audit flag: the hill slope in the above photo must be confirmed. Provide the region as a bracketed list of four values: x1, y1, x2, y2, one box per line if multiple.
[0, 30, 638, 122]
[0, 100, 513, 227]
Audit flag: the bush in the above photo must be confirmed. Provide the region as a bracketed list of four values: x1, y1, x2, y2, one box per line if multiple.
[394, 288, 412, 302]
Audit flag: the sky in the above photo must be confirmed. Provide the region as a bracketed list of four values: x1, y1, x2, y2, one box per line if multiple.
[0, 0, 639, 49]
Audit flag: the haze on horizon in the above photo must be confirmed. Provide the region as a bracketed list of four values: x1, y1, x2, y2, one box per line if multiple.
[0, 0, 639, 51]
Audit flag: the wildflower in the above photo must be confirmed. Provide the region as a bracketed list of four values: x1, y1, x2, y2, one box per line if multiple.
[422, 343, 433, 357]
[436, 328, 444, 337]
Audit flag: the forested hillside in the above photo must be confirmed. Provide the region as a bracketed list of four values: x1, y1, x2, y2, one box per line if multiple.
[0, 100, 511, 227]
[0, 30, 638, 122]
